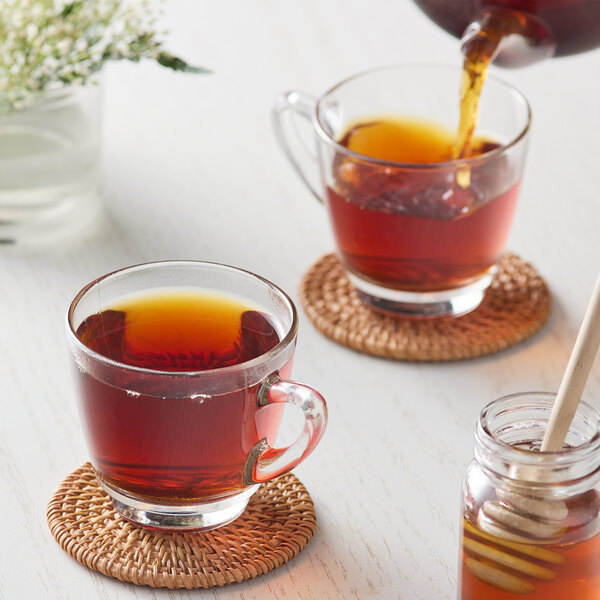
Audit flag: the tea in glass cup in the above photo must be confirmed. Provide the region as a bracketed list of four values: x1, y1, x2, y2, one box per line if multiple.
[460, 393, 600, 599]
[67, 261, 327, 531]
[273, 64, 531, 318]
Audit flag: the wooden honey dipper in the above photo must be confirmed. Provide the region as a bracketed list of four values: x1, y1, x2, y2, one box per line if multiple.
[466, 274, 600, 594]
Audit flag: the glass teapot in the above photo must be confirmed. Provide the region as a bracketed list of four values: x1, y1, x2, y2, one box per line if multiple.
[413, 0, 600, 67]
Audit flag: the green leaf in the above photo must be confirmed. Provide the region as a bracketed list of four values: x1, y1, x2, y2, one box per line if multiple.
[60, 1, 81, 18]
[156, 52, 211, 74]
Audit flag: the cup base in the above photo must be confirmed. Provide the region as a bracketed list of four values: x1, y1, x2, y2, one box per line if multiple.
[347, 268, 496, 319]
[99, 480, 260, 532]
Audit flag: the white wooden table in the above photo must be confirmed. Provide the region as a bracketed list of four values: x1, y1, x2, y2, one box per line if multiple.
[1, 2, 600, 598]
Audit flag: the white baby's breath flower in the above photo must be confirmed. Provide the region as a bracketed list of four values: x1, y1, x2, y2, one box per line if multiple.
[31, 4, 44, 19]
[43, 56, 60, 70]
[56, 38, 72, 56]
[0, 0, 206, 113]
[75, 39, 88, 53]
[25, 24, 38, 41]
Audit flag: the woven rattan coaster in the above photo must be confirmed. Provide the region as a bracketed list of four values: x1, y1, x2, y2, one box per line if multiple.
[299, 253, 551, 362]
[47, 463, 316, 589]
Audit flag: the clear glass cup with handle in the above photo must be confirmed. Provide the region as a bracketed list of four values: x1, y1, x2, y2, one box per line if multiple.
[67, 260, 328, 531]
[273, 64, 531, 318]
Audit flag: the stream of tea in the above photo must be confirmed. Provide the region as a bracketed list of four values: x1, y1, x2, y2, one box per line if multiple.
[454, 19, 505, 159]
[455, 54, 492, 159]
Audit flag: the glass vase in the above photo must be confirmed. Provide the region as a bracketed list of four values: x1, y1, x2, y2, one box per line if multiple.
[0, 82, 102, 246]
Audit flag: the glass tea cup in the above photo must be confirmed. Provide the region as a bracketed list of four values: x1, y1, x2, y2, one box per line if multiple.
[66, 260, 327, 531]
[272, 64, 531, 318]
[460, 392, 600, 599]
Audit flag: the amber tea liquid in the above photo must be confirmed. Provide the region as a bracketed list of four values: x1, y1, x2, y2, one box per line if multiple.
[75, 291, 287, 503]
[327, 117, 519, 292]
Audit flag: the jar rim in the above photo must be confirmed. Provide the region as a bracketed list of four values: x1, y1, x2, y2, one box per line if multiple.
[476, 392, 600, 473]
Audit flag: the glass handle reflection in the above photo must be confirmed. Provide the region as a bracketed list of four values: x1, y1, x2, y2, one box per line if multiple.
[271, 90, 324, 203]
[243, 373, 327, 485]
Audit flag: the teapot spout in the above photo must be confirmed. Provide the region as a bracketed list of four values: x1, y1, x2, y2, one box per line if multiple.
[461, 9, 556, 68]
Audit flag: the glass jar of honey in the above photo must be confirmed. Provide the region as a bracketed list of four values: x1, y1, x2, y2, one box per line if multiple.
[460, 392, 600, 599]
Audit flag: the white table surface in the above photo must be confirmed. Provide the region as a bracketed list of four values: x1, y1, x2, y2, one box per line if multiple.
[2, 1, 600, 598]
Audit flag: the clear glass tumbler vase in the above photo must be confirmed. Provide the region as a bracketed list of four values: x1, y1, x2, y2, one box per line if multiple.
[0, 82, 102, 246]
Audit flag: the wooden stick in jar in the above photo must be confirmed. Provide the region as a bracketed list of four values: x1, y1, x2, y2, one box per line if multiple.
[541, 274, 600, 452]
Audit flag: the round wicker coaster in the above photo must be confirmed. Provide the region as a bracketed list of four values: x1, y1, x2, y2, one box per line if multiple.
[47, 463, 316, 589]
[299, 253, 551, 362]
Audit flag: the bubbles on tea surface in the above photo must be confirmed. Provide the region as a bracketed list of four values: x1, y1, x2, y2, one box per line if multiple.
[336, 172, 486, 220]
[332, 119, 508, 221]
[334, 162, 496, 220]
[190, 393, 211, 405]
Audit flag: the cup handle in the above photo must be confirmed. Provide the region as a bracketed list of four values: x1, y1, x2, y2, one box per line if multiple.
[243, 373, 328, 484]
[272, 91, 324, 204]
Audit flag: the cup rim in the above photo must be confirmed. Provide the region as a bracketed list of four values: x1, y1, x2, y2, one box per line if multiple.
[313, 62, 532, 169]
[66, 259, 299, 379]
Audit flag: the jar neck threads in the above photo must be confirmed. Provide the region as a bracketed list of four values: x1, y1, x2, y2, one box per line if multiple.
[475, 392, 600, 489]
